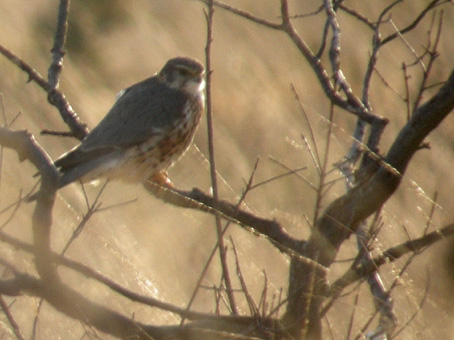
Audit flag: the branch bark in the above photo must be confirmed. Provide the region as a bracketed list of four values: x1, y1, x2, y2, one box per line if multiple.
[0, 44, 88, 140]
[282, 69, 454, 339]
[0, 128, 291, 340]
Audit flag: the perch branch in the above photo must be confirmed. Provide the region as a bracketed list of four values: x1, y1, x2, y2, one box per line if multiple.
[146, 183, 305, 253]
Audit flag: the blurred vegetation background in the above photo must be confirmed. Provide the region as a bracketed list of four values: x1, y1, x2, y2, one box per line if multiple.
[0, 0, 454, 339]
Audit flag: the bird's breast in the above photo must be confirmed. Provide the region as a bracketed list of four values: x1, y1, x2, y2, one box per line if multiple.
[118, 95, 203, 183]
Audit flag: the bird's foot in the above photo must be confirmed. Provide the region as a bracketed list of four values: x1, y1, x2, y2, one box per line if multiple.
[150, 171, 174, 189]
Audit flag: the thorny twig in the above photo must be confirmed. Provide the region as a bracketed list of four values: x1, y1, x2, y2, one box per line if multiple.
[0, 44, 88, 140]
[0, 0, 88, 140]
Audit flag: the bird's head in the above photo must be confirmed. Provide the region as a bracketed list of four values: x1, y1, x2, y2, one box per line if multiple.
[159, 57, 205, 96]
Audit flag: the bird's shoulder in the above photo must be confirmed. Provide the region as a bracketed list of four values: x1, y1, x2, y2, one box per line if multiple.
[80, 76, 190, 151]
[118, 75, 187, 107]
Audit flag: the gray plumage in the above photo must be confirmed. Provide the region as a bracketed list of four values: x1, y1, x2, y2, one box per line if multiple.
[54, 57, 205, 189]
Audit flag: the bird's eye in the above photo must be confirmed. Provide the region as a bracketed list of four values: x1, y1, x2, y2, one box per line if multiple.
[178, 68, 191, 77]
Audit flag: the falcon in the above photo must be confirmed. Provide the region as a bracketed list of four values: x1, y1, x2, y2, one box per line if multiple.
[55, 57, 205, 189]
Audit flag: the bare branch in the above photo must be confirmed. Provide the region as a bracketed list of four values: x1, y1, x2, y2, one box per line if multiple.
[208, 0, 387, 126]
[0, 229, 214, 321]
[323, 0, 342, 86]
[0, 296, 26, 340]
[412, 11, 444, 111]
[329, 223, 454, 298]
[231, 238, 259, 317]
[0, 44, 89, 140]
[199, 0, 281, 29]
[0, 44, 49, 90]
[281, 68, 454, 338]
[48, 0, 70, 89]
[338, 4, 375, 29]
[381, 0, 446, 45]
[146, 183, 305, 254]
[357, 225, 397, 338]
[0, 128, 59, 283]
[0, 265, 286, 339]
[203, 0, 238, 315]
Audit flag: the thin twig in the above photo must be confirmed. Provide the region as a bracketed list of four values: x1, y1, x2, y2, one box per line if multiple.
[338, 4, 375, 29]
[60, 181, 108, 256]
[203, 0, 238, 315]
[373, 67, 406, 101]
[329, 223, 454, 298]
[31, 298, 44, 340]
[179, 218, 233, 327]
[248, 166, 307, 191]
[180, 159, 263, 324]
[231, 238, 258, 316]
[0, 228, 216, 321]
[346, 287, 361, 340]
[198, 0, 281, 29]
[312, 99, 335, 226]
[402, 63, 412, 121]
[0, 295, 26, 340]
[412, 10, 444, 111]
[0, 44, 88, 140]
[269, 157, 317, 191]
[0, 190, 23, 230]
[390, 19, 426, 72]
[291, 84, 321, 172]
[381, 0, 446, 45]
[391, 272, 430, 338]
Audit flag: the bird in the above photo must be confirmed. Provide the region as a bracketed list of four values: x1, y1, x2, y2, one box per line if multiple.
[54, 56, 205, 190]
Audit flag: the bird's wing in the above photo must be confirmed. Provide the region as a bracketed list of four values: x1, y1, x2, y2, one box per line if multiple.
[54, 144, 117, 171]
[82, 76, 188, 151]
[54, 76, 188, 171]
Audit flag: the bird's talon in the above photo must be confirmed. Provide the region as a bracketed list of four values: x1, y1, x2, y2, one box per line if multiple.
[150, 171, 174, 189]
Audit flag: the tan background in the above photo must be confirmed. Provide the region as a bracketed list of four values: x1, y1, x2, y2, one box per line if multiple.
[0, 1, 454, 338]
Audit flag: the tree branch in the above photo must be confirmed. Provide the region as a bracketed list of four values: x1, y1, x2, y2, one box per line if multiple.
[146, 183, 306, 255]
[0, 264, 287, 340]
[281, 68, 454, 338]
[48, 0, 70, 89]
[381, 0, 445, 45]
[329, 223, 454, 299]
[0, 44, 88, 140]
